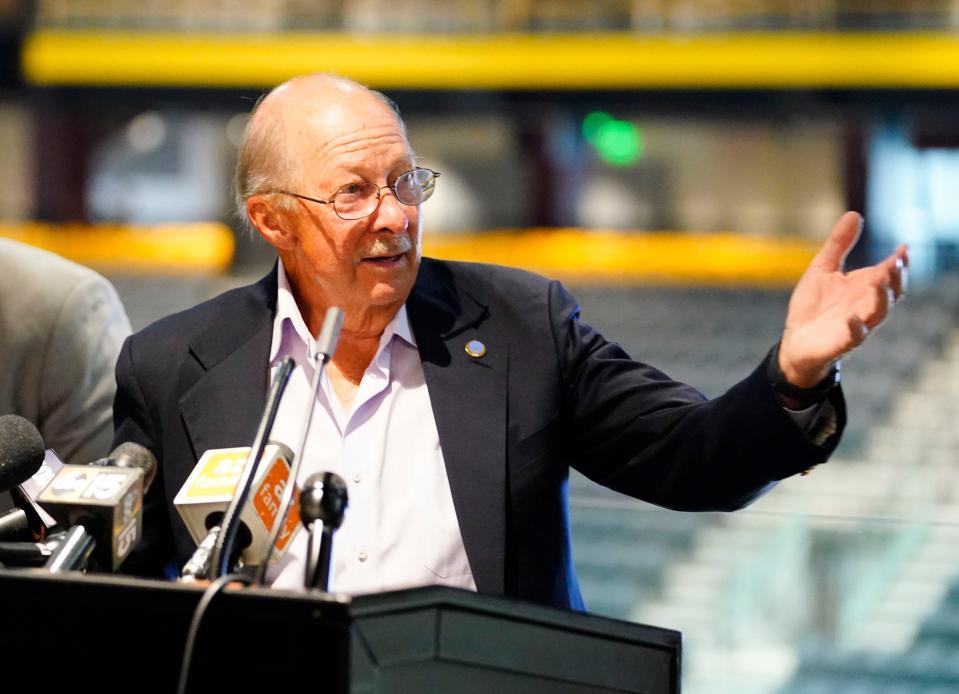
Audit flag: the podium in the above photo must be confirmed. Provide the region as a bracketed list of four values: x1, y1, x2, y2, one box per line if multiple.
[0, 569, 680, 693]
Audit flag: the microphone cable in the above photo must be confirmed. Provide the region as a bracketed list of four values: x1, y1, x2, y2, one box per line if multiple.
[176, 572, 253, 694]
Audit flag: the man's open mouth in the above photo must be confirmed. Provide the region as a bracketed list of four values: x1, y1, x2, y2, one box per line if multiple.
[362, 252, 406, 265]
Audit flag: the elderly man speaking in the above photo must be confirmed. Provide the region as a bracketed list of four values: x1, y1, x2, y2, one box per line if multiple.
[113, 74, 906, 609]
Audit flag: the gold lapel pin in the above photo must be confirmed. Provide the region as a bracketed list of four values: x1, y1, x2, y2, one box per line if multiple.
[464, 339, 487, 359]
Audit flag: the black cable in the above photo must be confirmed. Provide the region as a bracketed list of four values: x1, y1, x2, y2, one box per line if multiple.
[176, 572, 252, 694]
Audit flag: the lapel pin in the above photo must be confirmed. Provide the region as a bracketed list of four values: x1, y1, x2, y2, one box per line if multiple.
[464, 339, 487, 359]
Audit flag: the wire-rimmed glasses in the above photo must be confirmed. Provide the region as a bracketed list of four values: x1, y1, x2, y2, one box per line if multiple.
[276, 167, 440, 220]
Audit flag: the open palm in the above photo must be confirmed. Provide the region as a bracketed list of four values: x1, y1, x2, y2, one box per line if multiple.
[779, 212, 908, 388]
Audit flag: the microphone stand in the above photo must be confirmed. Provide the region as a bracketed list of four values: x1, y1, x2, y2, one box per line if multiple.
[180, 524, 222, 583]
[210, 356, 294, 579]
[254, 307, 343, 585]
[45, 525, 95, 573]
[306, 524, 336, 591]
[0, 532, 66, 567]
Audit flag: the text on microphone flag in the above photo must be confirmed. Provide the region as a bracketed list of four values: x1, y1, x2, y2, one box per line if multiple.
[184, 448, 248, 499]
[252, 453, 301, 552]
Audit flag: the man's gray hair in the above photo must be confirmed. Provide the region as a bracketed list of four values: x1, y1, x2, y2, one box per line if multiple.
[233, 92, 297, 236]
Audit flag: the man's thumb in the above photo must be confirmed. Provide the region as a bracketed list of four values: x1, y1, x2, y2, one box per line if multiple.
[812, 211, 863, 272]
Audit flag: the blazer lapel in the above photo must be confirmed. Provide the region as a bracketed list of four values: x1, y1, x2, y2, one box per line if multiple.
[408, 260, 508, 596]
[179, 271, 277, 460]
[179, 324, 273, 458]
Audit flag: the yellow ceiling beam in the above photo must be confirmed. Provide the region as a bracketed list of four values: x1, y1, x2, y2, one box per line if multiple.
[0, 222, 235, 275]
[2, 222, 815, 285]
[21, 30, 959, 89]
[425, 229, 817, 287]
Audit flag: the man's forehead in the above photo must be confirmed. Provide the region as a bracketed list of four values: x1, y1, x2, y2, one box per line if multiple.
[305, 104, 400, 140]
[253, 75, 414, 177]
[292, 95, 407, 150]
[300, 119, 412, 175]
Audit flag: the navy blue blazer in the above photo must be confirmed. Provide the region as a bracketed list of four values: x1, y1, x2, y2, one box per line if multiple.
[113, 257, 844, 610]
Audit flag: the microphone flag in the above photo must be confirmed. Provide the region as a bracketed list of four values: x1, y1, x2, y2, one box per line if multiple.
[174, 443, 301, 564]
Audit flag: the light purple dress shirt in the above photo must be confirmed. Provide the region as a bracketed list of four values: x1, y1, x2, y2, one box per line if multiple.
[265, 260, 476, 594]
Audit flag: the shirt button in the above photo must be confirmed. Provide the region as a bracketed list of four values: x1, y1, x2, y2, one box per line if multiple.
[352, 472, 363, 483]
[357, 548, 369, 562]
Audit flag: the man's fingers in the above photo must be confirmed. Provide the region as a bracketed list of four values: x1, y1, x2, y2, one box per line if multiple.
[894, 244, 909, 298]
[845, 263, 893, 329]
[877, 244, 909, 302]
[848, 314, 869, 347]
[890, 257, 905, 302]
[812, 211, 863, 272]
[866, 281, 892, 330]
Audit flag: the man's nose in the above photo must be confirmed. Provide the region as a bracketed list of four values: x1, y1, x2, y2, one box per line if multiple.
[373, 189, 410, 232]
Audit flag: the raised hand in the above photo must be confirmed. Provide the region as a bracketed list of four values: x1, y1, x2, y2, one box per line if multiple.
[778, 211, 908, 388]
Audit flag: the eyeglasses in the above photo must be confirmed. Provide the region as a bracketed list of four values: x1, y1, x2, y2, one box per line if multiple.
[276, 168, 441, 221]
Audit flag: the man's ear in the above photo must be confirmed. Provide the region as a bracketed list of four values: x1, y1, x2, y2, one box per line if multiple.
[247, 195, 297, 251]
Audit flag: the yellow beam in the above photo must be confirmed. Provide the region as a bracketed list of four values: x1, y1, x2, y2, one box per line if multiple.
[0, 222, 235, 275]
[425, 229, 817, 287]
[21, 30, 959, 89]
[2, 221, 814, 285]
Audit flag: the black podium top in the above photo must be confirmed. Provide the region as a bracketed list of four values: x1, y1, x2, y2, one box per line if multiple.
[0, 570, 679, 694]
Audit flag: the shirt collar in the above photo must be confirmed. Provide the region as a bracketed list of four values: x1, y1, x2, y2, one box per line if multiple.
[270, 258, 315, 363]
[270, 258, 416, 365]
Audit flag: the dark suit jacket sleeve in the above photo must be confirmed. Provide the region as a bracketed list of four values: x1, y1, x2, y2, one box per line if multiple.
[550, 280, 845, 512]
[113, 335, 177, 576]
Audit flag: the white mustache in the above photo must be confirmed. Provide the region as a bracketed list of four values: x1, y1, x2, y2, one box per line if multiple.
[365, 235, 412, 258]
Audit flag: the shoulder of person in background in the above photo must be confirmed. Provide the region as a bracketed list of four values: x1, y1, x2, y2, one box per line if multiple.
[0, 238, 132, 464]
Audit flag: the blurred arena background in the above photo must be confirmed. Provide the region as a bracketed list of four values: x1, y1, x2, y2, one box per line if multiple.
[2, 2, 959, 692]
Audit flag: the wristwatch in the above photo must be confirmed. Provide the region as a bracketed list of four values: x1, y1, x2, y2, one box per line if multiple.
[766, 341, 840, 408]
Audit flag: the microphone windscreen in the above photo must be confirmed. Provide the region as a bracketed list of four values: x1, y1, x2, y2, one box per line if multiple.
[315, 307, 344, 359]
[301, 472, 348, 530]
[107, 442, 158, 492]
[0, 415, 45, 492]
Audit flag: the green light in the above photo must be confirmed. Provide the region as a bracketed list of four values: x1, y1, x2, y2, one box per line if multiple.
[595, 120, 643, 167]
[582, 111, 612, 143]
[583, 111, 644, 166]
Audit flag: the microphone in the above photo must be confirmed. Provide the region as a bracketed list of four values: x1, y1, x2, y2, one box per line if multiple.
[255, 307, 344, 584]
[211, 355, 294, 578]
[0, 507, 30, 540]
[315, 307, 345, 363]
[0, 414, 45, 492]
[90, 442, 158, 491]
[174, 442, 302, 579]
[36, 444, 156, 572]
[0, 416, 58, 541]
[180, 516, 255, 582]
[0, 531, 68, 568]
[0, 449, 62, 541]
[301, 472, 348, 591]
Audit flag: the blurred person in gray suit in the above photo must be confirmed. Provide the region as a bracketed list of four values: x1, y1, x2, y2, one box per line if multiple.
[0, 238, 131, 463]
